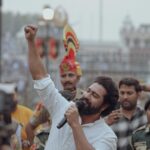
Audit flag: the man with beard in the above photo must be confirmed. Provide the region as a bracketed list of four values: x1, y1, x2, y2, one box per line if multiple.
[26, 24, 84, 149]
[0, 83, 33, 150]
[106, 77, 147, 150]
[24, 24, 119, 150]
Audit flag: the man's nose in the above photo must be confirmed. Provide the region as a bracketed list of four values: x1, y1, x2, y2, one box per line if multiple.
[84, 91, 91, 98]
[64, 75, 70, 81]
[122, 94, 128, 99]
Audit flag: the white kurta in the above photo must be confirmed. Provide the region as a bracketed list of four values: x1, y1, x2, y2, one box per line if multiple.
[34, 75, 117, 150]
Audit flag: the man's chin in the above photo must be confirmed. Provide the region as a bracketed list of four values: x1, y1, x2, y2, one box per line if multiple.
[122, 105, 135, 111]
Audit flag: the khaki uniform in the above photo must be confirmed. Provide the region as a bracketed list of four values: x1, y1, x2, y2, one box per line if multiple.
[131, 124, 150, 150]
[74, 88, 84, 100]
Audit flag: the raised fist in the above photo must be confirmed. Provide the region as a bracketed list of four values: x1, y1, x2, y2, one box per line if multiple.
[24, 25, 38, 41]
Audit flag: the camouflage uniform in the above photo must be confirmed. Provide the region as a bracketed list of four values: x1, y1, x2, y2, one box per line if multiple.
[75, 88, 84, 99]
[31, 127, 50, 150]
[131, 124, 150, 150]
[60, 88, 84, 102]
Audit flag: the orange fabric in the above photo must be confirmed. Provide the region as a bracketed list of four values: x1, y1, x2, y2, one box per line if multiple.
[11, 104, 33, 150]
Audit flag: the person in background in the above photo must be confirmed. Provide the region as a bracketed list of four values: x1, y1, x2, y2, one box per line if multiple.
[0, 83, 33, 150]
[59, 22, 83, 101]
[105, 77, 147, 150]
[26, 24, 84, 150]
[25, 24, 119, 150]
[0, 89, 22, 150]
[137, 83, 150, 109]
[131, 99, 150, 150]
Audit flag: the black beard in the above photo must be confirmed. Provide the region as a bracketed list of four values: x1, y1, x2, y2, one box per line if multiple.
[78, 97, 101, 116]
[120, 101, 136, 111]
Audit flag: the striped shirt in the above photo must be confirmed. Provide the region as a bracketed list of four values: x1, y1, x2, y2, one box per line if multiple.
[111, 107, 147, 150]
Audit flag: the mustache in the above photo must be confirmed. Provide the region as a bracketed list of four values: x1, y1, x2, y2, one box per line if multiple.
[78, 97, 90, 107]
[121, 99, 130, 103]
[64, 81, 73, 85]
[79, 97, 88, 102]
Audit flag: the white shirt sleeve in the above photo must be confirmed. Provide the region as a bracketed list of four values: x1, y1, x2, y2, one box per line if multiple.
[33, 75, 70, 119]
[94, 139, 117, 150]
[93, 137, 117, 150]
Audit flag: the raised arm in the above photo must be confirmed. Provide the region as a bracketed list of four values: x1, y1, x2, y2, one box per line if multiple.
[24, 25, 69, 120]
[24, 25, 47, 80]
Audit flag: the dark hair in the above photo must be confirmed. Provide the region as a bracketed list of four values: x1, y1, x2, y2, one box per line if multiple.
[0, 90, 17, 113]
[94, 76, 119, 116]
[119, 77, 142, 92]
[0, 91, 16, 146]
[144, 99, 150, 111]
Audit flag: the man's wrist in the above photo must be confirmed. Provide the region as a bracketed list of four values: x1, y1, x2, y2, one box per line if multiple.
[70, 122, 81, 129]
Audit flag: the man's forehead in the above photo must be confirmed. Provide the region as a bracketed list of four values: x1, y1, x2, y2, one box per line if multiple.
[61, 71, 76, 75]
[119, 84, 136, 90]
[89, 83, 107, 95]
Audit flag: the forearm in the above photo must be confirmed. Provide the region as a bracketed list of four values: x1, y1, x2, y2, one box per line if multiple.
[28, 40, 47, 80]
[25, 123, 35, 144]
[71, 124, 95, 150]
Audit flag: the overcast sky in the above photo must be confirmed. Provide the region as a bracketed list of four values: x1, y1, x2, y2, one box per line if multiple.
[2, 0, 150, 41]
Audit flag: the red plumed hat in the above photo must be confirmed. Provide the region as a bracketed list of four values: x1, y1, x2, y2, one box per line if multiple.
[59, 24, 82, 76]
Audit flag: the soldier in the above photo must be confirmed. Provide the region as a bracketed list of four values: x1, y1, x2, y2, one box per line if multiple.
[131, 99, 150, 150]
[26, 24, 84, 150]
[105, 77, 147, 150]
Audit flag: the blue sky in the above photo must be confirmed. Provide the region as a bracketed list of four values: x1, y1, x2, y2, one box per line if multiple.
[3, 0, 150, 41]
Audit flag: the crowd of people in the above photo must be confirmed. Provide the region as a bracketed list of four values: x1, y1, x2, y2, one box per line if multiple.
[0, 23, 150, 150]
